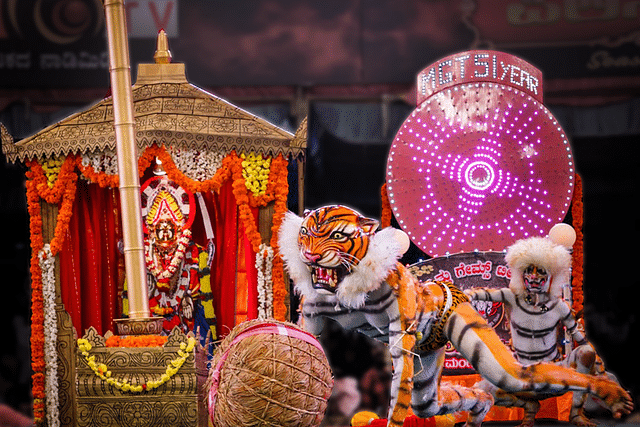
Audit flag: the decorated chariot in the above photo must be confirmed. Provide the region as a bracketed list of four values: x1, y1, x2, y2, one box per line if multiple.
[1, 13, 306, 425]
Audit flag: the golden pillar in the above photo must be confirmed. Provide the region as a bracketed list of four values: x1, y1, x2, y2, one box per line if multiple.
[103, 0, 150, 322]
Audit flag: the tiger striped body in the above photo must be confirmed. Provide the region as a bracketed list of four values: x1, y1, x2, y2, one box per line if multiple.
[278, 206, 633, 427]
[466, 236, 614, 427]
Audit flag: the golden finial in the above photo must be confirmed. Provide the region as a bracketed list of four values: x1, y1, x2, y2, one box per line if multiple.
[153, 29, 172, 64]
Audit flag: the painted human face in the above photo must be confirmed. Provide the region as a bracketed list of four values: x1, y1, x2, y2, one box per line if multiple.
[523, 264, 550, 294]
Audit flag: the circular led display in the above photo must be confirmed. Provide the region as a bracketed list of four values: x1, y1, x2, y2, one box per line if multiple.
[386, 82, 575, 257]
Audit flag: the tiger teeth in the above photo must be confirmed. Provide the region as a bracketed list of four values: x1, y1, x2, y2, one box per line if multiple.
[311, 267, 337, 288]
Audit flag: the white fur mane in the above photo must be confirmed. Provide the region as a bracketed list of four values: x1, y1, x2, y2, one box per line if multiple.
[505, 236, 571, 299]
[278, 210, 406, 308]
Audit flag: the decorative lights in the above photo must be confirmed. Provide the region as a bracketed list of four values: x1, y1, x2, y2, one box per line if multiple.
[387, 81, 575, 257]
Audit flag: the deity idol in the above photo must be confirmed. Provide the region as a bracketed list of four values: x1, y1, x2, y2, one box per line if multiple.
[124, 172, 216, 343]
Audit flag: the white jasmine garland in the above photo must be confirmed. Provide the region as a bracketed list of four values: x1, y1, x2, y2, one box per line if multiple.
[256, 244, 274, 319]
[40, 244, 60, 427]
[169, 146, 226, 181]
[80, 150, 118, 177]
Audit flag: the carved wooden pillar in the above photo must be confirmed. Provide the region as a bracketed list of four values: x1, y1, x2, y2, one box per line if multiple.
[41, 201, 77, 426]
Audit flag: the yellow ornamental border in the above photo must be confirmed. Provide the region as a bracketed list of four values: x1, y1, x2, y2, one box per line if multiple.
[77, 336, 196, 393]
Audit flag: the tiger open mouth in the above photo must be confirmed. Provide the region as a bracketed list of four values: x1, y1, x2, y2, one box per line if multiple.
[309, 266, 348, 294]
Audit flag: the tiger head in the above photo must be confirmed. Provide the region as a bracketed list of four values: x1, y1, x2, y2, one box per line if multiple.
[279, 205, 410, 308]
[296, 205, 379, 294]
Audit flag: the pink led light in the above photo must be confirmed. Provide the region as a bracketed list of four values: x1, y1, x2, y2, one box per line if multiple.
[386, 82, 575, 257]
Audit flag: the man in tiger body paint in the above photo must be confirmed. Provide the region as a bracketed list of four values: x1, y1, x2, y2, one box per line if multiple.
[465, 236, 615, 427]
[278, 205, 634, 427]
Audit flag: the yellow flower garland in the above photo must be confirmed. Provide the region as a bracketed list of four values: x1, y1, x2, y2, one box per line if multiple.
[41, 157, 65, 189]
[241, 152, 271, 198]
[77, 336, 196, 393]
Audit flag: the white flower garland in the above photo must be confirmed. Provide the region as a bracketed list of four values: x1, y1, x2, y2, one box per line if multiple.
[80, 150, 118, 177]
[39, 244, 60, 427]
[256, 244, 274, 319]
[169, 146, 226, 181]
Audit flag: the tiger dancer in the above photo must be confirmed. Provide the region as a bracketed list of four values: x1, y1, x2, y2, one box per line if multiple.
[278, 205, 634, 427]
[465, 236, 614, 427]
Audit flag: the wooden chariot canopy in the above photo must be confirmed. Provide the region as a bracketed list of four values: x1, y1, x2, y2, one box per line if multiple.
[1, 30, 307, 164]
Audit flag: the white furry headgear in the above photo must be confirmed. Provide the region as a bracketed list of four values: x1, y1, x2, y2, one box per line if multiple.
[505, 236, 571, 298]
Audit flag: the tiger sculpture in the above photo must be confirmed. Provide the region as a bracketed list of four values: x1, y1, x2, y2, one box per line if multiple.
[278, 205, 634, 427]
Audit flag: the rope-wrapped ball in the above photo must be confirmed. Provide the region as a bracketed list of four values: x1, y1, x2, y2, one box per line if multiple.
[208, 319, 333, 427]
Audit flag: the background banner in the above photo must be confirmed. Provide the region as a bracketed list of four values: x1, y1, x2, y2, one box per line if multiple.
[409, 251, 512, 375]
[1, 0, 638, 89]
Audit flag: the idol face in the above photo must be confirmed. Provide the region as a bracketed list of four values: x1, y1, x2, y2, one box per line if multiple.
[153, 219, 178, 254]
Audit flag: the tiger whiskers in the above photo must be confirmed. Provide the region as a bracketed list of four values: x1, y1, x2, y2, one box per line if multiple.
[337, 251, 359, 271]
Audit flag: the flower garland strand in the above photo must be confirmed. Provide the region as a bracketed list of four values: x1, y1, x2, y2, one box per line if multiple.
[27, 155, 79, 255]
[25, 167, 46, 424]
[25, 155, 78, 424]
[76, 156, 119, 188]
[41, 157, 65, 189]
[231, 153, 264, 252]
[106, 335, 168, 348]
[380, 183, 392, 228]
[571, 173, 584, 317]
[267, 155, 290, 321]
[241, 152, 271, 198]
[138, 145, 234, 194]
[39, 244, 59, 427]
[256, 244, 274, 319]
[77, 336, 196, 393]
[144, 229, 193, 281]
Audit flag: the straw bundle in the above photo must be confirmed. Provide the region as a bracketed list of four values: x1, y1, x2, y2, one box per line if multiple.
[208, 319, 333, 427]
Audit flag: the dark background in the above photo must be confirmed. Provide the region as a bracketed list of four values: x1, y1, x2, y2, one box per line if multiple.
[1, 0, 639, 421]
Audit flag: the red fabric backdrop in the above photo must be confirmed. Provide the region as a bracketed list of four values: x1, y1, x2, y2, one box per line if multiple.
[59, 180, 121, 336]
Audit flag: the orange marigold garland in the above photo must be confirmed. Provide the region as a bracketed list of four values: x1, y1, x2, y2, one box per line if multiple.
[25, 154, 78, 424]
[106, 334, 168, 348]
[230, 152, 264, 252]
[75, 157, 119, 188]
[268, 155, 290, 321]
[139, 144, 234, 194]
[380, 183, 392, 228]
[571, 173, 584, 317]
[25, 171, 45, 423]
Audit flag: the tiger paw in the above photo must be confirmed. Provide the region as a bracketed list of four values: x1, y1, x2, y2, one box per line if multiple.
[591, 377, 634, 419]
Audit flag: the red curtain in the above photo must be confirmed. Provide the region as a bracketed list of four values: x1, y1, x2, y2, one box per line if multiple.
[210, 180, 258, 337]
[58, 178, 259, 339]
[58, 180, 121, 336]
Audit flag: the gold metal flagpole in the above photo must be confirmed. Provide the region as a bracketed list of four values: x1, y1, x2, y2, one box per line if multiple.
[103, 0, 152, 325]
